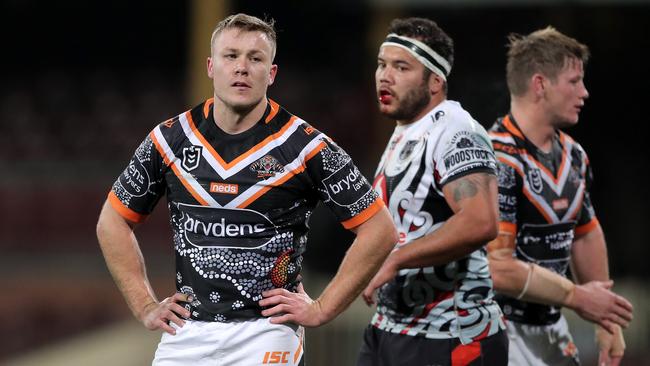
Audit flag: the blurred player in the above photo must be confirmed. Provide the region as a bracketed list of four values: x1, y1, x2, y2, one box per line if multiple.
[356, 17, 508, 366]
[96, 13, 397, 365]
[487, 26, 633, 366]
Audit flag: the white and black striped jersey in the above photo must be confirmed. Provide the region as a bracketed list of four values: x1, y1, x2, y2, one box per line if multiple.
[109, 98, 383, 322]
[370, 100, 504, 344]
[490, 114, 598, 325]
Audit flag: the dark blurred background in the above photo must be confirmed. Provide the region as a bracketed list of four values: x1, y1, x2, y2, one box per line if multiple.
[1, 0, 648, 364]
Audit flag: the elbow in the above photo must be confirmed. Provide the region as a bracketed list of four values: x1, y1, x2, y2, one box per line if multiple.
[465, 215, 498, 249]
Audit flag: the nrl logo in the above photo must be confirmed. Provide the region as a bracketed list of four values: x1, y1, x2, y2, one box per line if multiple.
[182, 145, 202, 171]
[527, 168, 543, 194]
[250, 155, 285, 179]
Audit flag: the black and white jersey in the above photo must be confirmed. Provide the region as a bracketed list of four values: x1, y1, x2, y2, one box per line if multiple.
[490, 114, 598, 325]
[109, 98, 383, 322]
[370, 100, 504, 344]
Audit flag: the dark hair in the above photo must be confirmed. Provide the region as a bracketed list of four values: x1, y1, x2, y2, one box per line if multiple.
[210, 13, 277, 59]
[507, 26, 589, 96]
[387, 17, 454, 71]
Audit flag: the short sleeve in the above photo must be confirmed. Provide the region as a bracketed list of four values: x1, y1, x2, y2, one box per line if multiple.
[305, 137, 383, 229]
[575, 160, 599, 235]
[495, 161, 520, 235]
[434, 121, 497, 186]
[109, 133, 167, 223]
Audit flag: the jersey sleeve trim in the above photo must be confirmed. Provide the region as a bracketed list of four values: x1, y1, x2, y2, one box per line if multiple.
[439, 167, 496, 188]
[575, 217, 599, 236]
[341, 198, 385, 229]
[108, 191, 148, 223]
[498, 221, 517, 235]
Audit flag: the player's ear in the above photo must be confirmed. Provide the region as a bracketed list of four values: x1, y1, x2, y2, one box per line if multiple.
[429, 72, 444, 95]
[268, 64, 278, 86]
[207, 57, 214, 79]
[531, 73, 546, 99]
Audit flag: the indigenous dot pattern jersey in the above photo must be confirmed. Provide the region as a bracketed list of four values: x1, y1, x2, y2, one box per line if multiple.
[489, 114, 598, 325]
[370, 100, 504, 344]
[109, 98, 382, 322]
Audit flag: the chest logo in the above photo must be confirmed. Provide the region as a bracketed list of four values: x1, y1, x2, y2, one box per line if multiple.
[250, 155, 285, 179]
[527, 168, 543, 194]
[399, 140, 420, 160]
[182, 145, 202, 172]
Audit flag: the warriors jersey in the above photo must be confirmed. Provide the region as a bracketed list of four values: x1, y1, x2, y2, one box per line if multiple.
[489, 114, 598, 325]
[109, 98, 382, 322]
[370, 100, 504, 345]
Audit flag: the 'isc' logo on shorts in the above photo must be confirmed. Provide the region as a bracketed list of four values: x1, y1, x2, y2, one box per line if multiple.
[262, 351, 291, 364]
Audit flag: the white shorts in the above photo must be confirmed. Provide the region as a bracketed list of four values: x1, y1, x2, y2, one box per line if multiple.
[152, 318, 305, 366]
[506, 315, 579, 366]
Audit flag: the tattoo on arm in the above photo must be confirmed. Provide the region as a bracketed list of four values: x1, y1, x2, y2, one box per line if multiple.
[450, 174, 491, 203]
[453, 178, 478, 202]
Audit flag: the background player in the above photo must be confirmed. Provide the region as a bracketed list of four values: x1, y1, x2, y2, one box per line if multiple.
[96, 13, 397, 365]
[487, 26, 633, 366]
[355, 17, 507, 366]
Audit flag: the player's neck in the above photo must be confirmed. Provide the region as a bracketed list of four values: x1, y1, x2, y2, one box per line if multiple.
[510, 98, 556, 153]
[212, 97, 268, 134]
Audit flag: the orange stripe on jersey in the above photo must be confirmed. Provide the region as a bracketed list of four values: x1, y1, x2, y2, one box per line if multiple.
[203, 98, 214, 119]
[499, 221, 517, 235]
[108, 191, 147, 223]
[237, 141, 327, 209]
[149, 130, 210, 206]
[265, 99, 280, 123]
[575, 217, 599, 236]
[498, 157, 553, 224]
[187, 110, 298, 170]
[502, 115, 568, 185]
[503, 115, 525, 140]
[451, 341, 481, 366]
[342, 198, 385, 230]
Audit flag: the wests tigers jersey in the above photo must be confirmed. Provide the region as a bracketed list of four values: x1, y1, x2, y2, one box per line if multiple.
[370, 100, 504, 344]
[489, 114, 598, 325]
[109, 98, 382, 322]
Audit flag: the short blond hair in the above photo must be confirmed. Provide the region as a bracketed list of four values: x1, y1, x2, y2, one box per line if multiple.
[506, 26, 589, 96]
[210, 13, 277, 60]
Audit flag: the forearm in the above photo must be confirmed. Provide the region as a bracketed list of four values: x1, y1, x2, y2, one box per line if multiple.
[316, 209, 397, 322]
[392, 211, 495, 269]
[96, 201, 158, 320]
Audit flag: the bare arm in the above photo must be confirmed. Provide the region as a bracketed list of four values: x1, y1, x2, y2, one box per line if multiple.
[259, 206, 398, 327]
[96, 199, 190, 334]
[362, 172, 498, 304]
[487, 224, 632, 331]
[572, 225, 629, 365]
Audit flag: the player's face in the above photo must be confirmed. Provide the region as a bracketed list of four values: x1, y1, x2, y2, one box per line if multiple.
[544, 58, 589, 128]
[376, 45, 431, 124]
[208, 28, 277, 113]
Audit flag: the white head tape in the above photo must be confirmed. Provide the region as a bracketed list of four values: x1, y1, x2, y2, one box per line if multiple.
[381, 33, 452, 81]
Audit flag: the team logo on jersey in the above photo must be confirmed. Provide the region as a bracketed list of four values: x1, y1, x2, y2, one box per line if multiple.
[527, 168, 543, 194]
[177, 204, 278, 249]
[250, 155, 285, 179]
[399, 140, 420, 160]
[182, 145, 202, 171]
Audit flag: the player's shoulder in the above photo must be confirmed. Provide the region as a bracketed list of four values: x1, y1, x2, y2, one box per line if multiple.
[266, 100, 335, 150]
[433, 100, 481, 129]
[559, 130, 589, 161]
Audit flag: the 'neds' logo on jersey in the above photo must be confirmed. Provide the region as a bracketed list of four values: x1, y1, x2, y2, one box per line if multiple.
[119, 157, 150, 197]
[323, 162, 366, 206]
[177, 204, 277, 249]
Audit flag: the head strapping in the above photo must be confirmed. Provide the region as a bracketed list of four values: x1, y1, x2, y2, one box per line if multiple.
[382, 33, 452, 81]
